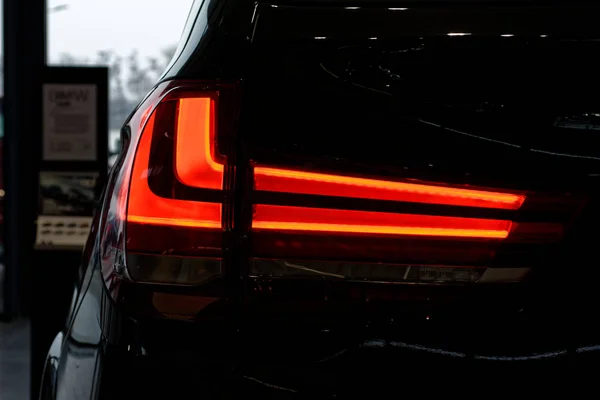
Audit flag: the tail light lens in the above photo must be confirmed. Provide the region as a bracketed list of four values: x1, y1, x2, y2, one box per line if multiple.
[100, 81, 238, 288]
[100, 80, 584, 291]
[250, 169, 570, 257]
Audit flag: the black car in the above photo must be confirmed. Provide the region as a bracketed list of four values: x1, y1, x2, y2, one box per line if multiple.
[40, 1, 600, 398]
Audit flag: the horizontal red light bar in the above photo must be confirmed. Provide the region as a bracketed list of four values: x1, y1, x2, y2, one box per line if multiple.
[253, 205, 512, 239]
[254, 168, 525, 210]
[127, 214, 221, 229]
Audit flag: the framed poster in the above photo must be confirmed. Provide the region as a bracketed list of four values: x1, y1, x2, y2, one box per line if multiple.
[35, 171, 99, 249]
[43, 84, 98, 161]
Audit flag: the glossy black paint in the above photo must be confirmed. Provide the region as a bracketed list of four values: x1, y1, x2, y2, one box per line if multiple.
[242, 6, 600, 191]
[41, 1, 600, 398]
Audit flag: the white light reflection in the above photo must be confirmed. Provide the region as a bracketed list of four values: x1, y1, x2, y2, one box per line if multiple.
[345, 6, 360, 10]
[389, 341, 466, 358]
[388, 8, 408, 11]
[474, 350, 567, 361]
[447, 32, 471, 37]
[243, 376, 298, 393]
[368, 37, 378, 40]
[540, 34, 549, 38]
[362, 339, 386, 348]
[576, 345, 600, 353]
[314, 37, 327, 40]
[359, 339, 600, 360]
[530, 148, 600, 161]
[501, 34, 515, 37]
[419, 119, 521, 148]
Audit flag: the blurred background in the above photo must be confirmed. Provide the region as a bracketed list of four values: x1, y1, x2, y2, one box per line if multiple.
[0, 0, 193, 397]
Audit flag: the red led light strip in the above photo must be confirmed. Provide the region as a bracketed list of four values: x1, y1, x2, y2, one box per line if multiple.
[127, 105, 222, 229]
[252, 205, 512, 239]
[254, 168, 524, 210]
[127, 96, 524, 239]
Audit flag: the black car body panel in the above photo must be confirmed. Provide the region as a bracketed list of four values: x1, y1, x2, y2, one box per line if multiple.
[41, 1, 600, 398]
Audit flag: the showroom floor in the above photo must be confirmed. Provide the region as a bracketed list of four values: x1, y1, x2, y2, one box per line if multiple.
[0, 318, 30, 399]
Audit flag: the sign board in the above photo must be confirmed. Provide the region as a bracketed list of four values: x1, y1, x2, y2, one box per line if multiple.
[35, 67, 108, 250]
[43, 84, 98, 161]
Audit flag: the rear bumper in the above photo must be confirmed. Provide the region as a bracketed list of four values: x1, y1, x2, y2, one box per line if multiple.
[96, 295, 600, 398]
[52, 267, 597, 399]
[98, 327, 600, 399]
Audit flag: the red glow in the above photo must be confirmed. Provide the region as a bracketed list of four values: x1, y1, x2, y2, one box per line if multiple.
[255, 168, 524, 210]
[253, 205, 512, 239]
[174, 98, 223, 190]
[107, 82, 571, 281]
[127, 111, 222, 229]
[167, 95, 523, 211]
[127, 94, 521, 241]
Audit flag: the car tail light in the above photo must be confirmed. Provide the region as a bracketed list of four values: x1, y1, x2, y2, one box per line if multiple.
[100, 81, 239, 288]
[249, 161, 578, 272]
[100, 80, 585, 292]
[249, 151, 580, 283]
